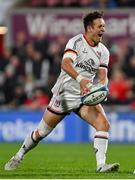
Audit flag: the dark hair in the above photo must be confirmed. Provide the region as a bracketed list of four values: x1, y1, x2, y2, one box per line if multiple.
[83, 11, 104, 31]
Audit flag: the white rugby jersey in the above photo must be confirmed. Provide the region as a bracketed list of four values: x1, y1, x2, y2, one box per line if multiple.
[52, 33, 110, 98]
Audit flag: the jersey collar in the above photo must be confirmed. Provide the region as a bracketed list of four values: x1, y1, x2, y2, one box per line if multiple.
[83, 34, 98, 47]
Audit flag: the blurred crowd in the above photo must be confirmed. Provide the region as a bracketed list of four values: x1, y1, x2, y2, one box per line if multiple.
[105, 38, 135, 108]
[0, 31, 135, 110]
[28, 0, 135, 8]
[1, 0, 135, 110]
[0, 31, 68, 110]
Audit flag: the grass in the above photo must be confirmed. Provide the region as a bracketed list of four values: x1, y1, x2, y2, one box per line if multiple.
[0, 143, 135, 179]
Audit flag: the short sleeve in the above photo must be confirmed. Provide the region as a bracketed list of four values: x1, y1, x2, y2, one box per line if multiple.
[62, 36, 82, 61]
[64, 38, 78, 54]
[100, 46, 110, 68]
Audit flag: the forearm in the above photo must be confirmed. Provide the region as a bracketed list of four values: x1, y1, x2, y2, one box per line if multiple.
[98, 77, 108, 85]
[98, 68, 108, 85]
[61, 58, 79, 80]
[61, 58, 92, 95]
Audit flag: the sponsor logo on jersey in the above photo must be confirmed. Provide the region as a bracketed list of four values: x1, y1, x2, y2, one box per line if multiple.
[76, 58, 98, 74]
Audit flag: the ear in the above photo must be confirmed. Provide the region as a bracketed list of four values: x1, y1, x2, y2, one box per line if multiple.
[87, 25, 92, 32]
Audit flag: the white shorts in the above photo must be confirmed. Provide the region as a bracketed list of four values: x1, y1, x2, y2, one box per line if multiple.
[47, 93, 82, 114]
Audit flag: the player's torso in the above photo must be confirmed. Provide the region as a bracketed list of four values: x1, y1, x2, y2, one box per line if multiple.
[74, 35, 101, 79]
[52, 34, 103, 96]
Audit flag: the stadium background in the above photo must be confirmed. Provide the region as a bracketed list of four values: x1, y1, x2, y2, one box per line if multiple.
[0, 0, 135, 178]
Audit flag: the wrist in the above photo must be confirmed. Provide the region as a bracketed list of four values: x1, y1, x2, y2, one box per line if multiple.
[76, 74, 84, 83]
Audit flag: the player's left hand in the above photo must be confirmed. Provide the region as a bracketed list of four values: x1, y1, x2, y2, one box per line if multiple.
[80, 79, 92, 96]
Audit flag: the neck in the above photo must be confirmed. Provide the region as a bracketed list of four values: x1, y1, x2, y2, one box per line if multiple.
[83, 33, 98, 47]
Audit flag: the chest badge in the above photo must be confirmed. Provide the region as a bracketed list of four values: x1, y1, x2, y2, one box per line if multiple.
[96, 51, 101, 57]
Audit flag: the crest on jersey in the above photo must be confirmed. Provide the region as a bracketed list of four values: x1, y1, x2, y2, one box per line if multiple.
[96, 51, 101, 57]
[86, 58, 96, 68]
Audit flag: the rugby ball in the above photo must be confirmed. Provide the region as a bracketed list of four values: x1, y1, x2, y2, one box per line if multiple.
[81, 83, 108, 106]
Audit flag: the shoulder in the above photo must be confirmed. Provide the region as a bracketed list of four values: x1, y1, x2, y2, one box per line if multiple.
[67, 34, 83, 50]
[99, 42, 110, 56]
[69, 34, 83, 42]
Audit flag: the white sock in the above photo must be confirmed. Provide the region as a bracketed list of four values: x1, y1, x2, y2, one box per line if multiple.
[94, 131, 109, 167]
[16, 132, 38, 159]
[16, 119, 53, 159]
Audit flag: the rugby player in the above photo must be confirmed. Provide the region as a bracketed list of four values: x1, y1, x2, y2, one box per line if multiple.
[5, 11, 119, 172]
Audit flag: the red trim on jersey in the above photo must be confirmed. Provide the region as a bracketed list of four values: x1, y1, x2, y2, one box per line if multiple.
[47, 106, 69, 115]
[83, 34, 96, 47]
[64, 49, 77, 55]
[94, 135, 108, 139]
[100, 64, 108, 68]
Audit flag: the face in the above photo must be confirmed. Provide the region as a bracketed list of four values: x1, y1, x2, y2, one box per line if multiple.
[88, 18, 105, 44]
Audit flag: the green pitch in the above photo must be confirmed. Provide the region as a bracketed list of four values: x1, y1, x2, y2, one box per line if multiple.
[0, 143, 135, 179]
